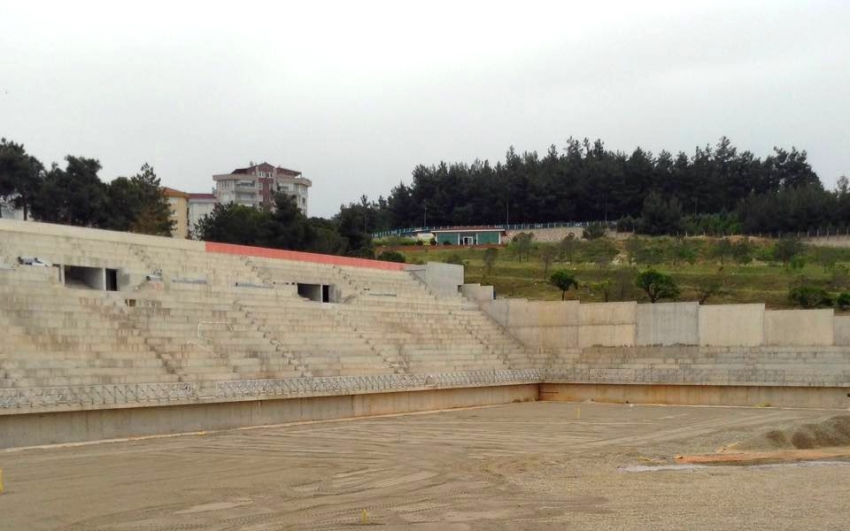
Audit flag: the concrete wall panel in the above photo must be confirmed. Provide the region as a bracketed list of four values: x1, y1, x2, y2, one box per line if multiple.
[636, 302, 699, 346]
[461, 283, 494, 302]
[540, 383, 850, 409]
[764, 309, 834, 346]
[419, 262, 464, 296]
[699, 304, 764, 346]
[578, 325, 637, 347]
[0, 385, 539, 449]
[578, 302, 636, 347]
[537, 301, 580, 326]
[834, 316, 850, 346]
[481, 299, 510, 327]
[483, 300, 580, 349]
[579, 302, 636, 326]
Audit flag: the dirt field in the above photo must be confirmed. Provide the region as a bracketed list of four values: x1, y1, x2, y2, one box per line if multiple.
[2, 402, 849, 530]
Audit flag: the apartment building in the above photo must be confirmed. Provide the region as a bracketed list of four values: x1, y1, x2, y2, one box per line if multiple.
[187, 193, 217, 238]
[213, 162, 311, 216]
[162, 187, 189, 238]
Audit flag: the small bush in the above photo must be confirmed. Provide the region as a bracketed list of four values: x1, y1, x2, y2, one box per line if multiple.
[442, 240, 452, 245]
[415, 239, 424, 246]
[377, 250, 406, 263]
[582, 223, 606, 240]
[789, 255, 806, 270]
[732, 239, 753, 264]
[444, 253, 463, 265]
[773, 237, 804, 266]
[483, 247, 499, 276]
[788, 285, 832, 308]
[837, 292, 850, 311]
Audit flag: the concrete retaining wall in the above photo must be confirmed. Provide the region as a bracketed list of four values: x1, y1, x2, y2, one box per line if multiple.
[0, 384, 539, 449]
[578, 302, 636, 347]
[408, 262, 464, 296]
[480, 299, 842, 350]
[636, 302, 699, 346]
[698, 304, 765, 346]
[540, 383, 850, 409]
[764, 310, 834, 346]
[483, 299, 579, 350]
[461, 283, 494, 302]
[835, 316, 850, 346]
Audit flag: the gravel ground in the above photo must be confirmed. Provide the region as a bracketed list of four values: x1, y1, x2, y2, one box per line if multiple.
[1, 401, 848, 530]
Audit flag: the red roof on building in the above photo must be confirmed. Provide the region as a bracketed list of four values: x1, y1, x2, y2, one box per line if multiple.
[231, 162, 301, 177]
[162, 187, 189, 198]
[188, 193, 217, 200]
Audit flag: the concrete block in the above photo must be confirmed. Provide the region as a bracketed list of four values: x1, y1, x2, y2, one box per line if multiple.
[636, 302, 699, 346]
[699, 304, 764, 347]
[764, 309, 834, 346]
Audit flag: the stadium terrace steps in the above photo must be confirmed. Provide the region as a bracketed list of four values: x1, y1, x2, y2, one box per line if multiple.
[0, 223, 538, 395]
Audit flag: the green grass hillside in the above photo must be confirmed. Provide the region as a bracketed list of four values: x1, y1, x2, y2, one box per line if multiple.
[383, 236, 850, 309]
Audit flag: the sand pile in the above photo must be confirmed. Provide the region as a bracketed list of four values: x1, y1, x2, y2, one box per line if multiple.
[731, 415, 850, 452]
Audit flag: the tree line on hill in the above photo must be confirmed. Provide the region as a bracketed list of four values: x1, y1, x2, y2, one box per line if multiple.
[359, 136, 848, 236]
[194, 195, 374, 257]
[0, 138, 374, 256]
[4, 135, 847, 259]
[0, 139, 174, 234]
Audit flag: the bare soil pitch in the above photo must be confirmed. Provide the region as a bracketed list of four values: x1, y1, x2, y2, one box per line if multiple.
[1, 402, 849, 530]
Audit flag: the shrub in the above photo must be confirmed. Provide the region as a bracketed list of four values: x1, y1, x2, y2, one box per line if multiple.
[590, 280, 612, 302]
[582, 222, 606, 240]
[483, 247, 499, 276]
[616, 216, 638, 233]
[789, 254, 806, 271]
[444, 253, 463, 265]
[626, 237, 664, 265]
[509, 232, 534, 261]
[788, 285, 832, 308]
[732, 238, 753, 264]
[710, 238, 734, 264]
[549, 269, 579, 300]
[773, 237, 804, 266]
[694, 275, 725, 304]
[613, 267, 639, 301]
[558, 234, 579, 262]
[635, 268, 680, 303]
[415, 239, 424, 246]
[670, 238, 697, 266]
[583, 239, 618, 265]
[837, 292, 850, 311]
[538, 245, 557, 277]
[831, 265, 850, 291]
[377, 250, 405, 263]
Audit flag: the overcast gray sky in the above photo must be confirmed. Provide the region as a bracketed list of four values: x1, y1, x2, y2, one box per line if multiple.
[1, 1, 848, 218]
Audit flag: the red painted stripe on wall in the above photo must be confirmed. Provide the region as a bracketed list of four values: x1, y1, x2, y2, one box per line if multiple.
[205, 242, 407, 271]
